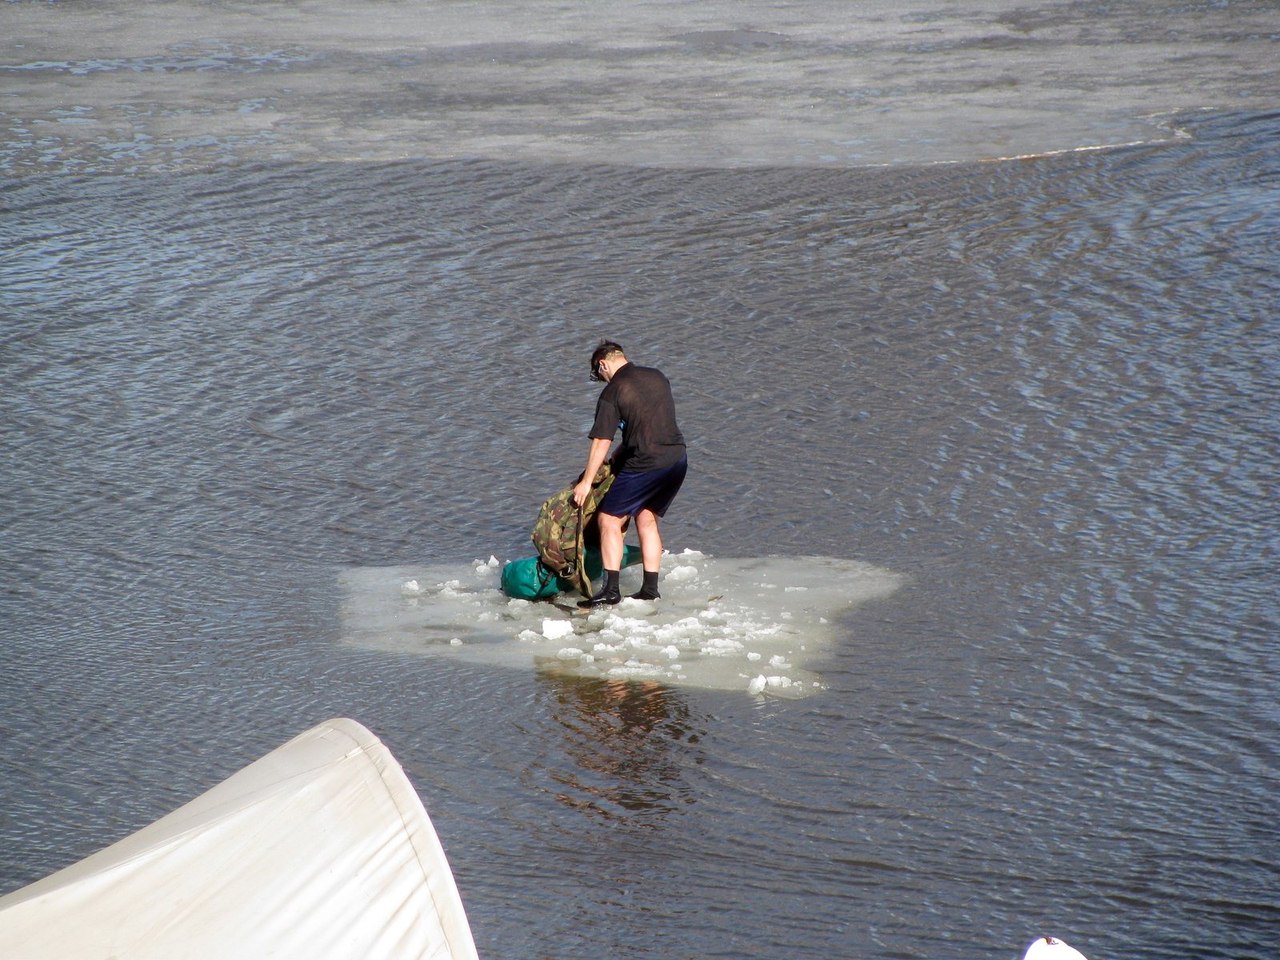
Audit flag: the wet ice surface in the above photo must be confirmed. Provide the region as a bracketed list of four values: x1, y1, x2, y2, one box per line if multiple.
[340, 551, 903, 697]
[4, 0, 1279, 172]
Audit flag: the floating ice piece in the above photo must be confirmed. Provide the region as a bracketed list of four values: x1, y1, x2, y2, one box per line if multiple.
[401, 579, 422, 597]
[702, 638, 744, 657]
[340, 553, 904, 699]
[606, 660, 665, 679]
[662, 617, 705, 639]
[749, 675, 797, 694]
[541, 620, 574, 640]
[556, 647, 584, 660]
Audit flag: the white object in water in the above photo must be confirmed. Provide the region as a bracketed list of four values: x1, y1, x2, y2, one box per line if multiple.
[1022, 936, 1090, 960]
[0, 718, 479, 960]
[542, 619, 575, 640]
[341, 552, 905, 698]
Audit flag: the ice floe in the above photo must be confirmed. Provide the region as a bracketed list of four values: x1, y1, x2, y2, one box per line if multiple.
[339, 550, 903, 698]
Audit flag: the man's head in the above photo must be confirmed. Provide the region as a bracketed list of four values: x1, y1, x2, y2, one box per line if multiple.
[590, 340, 626, 382]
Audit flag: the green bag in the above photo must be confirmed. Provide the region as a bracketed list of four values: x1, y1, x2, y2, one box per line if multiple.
[500, 545, 643, 601]
[499, 554, 561, 601]
[502, 464, 644, 600]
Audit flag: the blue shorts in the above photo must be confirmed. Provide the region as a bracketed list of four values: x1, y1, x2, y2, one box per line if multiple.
[599, 456, 687, 518]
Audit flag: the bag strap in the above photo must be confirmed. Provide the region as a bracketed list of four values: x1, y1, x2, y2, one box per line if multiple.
[572, 498, 590, 598]
[534, 559, 556, 591]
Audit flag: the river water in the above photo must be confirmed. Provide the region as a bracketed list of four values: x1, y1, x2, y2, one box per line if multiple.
[2, 2, 1278, 959]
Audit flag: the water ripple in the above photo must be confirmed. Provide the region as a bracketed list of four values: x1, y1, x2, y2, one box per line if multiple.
[2, 111, 1278, 960]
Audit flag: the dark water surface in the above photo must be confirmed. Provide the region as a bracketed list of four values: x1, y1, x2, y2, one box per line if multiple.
[4, 109, 1277, 960]
[3, 7, 1280, 952]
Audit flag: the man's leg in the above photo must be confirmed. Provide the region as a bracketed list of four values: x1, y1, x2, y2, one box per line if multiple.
[598, 512, 626, 571]
[630, 508, 663, 600]
[581, 511, 626, 606]
[634, 508, 662, 571]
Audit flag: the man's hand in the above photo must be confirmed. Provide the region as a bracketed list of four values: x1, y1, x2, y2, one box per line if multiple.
[575, 437, 614, 507]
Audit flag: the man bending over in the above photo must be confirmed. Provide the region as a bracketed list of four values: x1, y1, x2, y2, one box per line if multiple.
[572, 340, 688, 607]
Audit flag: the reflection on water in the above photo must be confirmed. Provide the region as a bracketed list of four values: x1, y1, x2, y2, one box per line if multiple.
[536, 671, 701, 822]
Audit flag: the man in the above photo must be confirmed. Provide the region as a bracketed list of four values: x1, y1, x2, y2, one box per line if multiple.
[572, 340, 687, 606]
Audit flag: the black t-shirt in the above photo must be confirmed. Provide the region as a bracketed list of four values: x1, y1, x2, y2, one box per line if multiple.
[589, 362, 686, 473]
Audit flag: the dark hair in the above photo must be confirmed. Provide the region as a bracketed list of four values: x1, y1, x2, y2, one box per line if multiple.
[590, 340, 625, 381]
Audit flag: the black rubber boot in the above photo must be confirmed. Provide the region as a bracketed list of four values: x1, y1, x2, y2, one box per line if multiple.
[628, 570, 661, 601]
[579, 569, 621, 607]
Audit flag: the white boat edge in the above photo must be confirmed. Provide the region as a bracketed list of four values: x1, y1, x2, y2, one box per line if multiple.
[0, 718, 480, 960]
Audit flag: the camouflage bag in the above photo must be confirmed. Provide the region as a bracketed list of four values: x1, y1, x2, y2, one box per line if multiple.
[530, 463, 615, 599]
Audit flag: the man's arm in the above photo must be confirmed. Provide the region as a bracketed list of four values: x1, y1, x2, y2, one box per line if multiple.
[572, 436, 613, 506]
